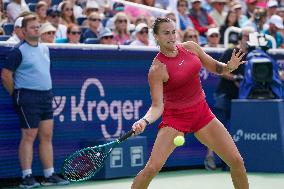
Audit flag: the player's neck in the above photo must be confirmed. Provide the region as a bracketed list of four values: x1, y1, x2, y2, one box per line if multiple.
[160, 46, 178, 57]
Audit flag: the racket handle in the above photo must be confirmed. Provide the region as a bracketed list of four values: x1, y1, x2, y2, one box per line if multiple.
[118, 130, 135, 143]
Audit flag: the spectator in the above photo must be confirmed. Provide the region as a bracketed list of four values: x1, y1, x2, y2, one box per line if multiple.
[83, 0, 100, 18]
[6, 0, 29, 23]
[176, 0, 194, 31]
[67, 23, 81, 43]
[205, 27, 221, 47]
[124, 0, 151, 23]
[182, 27, 199, 43]
[40, 22, 56, 43]
[81, 12, 101, 42]
[113, 12, 131, 45]
[7, 16, 25, 43]
[219, 9, 240, 45]
[209, 0, 227, 27]
[232, 3, 248, 27]
[130, 23, 155, 46]
[263, 14, 284, 48]
[59, 1, 76, 27]
[189, 0, 216, 37]
[267, 0, 278, 19]
[105, 3, 125, 30]
[47, 7, 67, 39]
[69, 0, 84, 19]
[35, 1, 48, 24]
[98, 27, 116, 45]
[41, 0, 52, 8]
[0, 0, 7, 26]
[245, 0, 257, 19]
[1, 14, 69, 188]
[243, 8, 267, 32]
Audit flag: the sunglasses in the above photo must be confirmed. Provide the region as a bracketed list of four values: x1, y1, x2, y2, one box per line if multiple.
[139, 30, 148, 34]
[178, 4, 188, 7]
[185, 35, 198, 38]
[117, 19, 127, 23]
[209, 34, 219, 38]
[70, 31, 81, 35]
[46, 31, 56, 35]
[102, 35, 114, 40]
[89, 18, 101, 22]
[51, 14, 60, 18]
[64, 8, 73, 11]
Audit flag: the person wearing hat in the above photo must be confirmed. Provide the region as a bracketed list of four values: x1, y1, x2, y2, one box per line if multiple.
[47, 7, 67, 39]
[245, 0, 257, 19]
[231, 2, 248, 27]
[40, 22, 56, 43]
[7, 16, 25, 43]
[81, 12, 102, 43]
[205, 27, 221, 47]
[267, 0, 278, 18]
[209, 0, 227, 27]
[98, 27, 116, 45]
[243, 8, 267, 32]
[189, 0, 216, 36]
[130, 23, 155, 46]
[262, 14, 284, 48]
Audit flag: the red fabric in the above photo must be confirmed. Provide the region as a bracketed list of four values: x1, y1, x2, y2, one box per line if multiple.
[156, 44, 205, 109]
[158, 99, 215, 133]
[189, 14, 215, 35]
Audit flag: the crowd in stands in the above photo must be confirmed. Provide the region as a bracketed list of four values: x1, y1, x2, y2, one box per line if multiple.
[1, 0, 284, 48]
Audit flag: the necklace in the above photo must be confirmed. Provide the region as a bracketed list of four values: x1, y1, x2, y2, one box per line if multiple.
[161, 48, 178, 57]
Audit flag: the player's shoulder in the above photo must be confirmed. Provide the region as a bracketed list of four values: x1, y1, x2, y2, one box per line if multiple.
[150, 58, 166, 73]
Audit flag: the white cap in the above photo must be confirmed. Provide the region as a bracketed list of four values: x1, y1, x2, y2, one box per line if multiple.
[211, 0, 226, 3]
[135, 23, 148, 33]
[206, 27, 219, 36]
[14, 17, 23, 28]
[40, 22, 56, 34]
[269, 14, 284, 29]
[190, 0, 201, 3]
[86, 0, 99, 9]
[267, 0, 278, 8]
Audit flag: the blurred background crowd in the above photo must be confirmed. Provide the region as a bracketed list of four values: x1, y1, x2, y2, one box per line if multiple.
[0, 0, 284, 48]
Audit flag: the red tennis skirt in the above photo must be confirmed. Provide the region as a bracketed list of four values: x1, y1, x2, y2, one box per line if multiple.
[158, 99, 215, 133]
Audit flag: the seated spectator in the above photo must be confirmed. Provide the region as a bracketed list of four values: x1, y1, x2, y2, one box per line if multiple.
[209, 0, 227, 27]
[204, 27, 222, 47]
[219, 9, 240, 45]
[130, 23, 155, 46]
[105, 3, 125, 30]
[98, 28, 116, 45]
[245, 0, 257, 19]
[81, 12, 101, 42]
[7, 16, 24, 43]
[262, 14, 284, 48]
[232, 3, 248, 27]
[40, 22, 56, 43]
[47, 7, 67, 39]
[113, 12, 131, 45]
[67, 24, 81, 44]
[189, 0, 216, 37]
[69, 0, 84, 19]
[59, 1, 76, 27]
[182, 27, 199, 44]
[176, 0, 194, 31]
[243, 8, 267, 32]
[35, 1, 48, 25]
[6, 0, 29, 23]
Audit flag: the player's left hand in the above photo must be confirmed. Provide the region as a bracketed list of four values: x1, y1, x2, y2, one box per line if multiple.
[228, 49, 246, 71]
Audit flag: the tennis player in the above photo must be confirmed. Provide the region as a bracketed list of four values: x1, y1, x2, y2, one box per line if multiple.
[131, 17, 249, 189]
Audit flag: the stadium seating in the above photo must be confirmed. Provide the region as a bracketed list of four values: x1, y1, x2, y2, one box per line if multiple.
[0, 35, 11, 41]
[2, 23, 14, 36]
[28, 3, 37, 12]
[84, 38, 100, 44]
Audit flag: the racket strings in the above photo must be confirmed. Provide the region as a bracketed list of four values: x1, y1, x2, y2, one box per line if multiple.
[62, 147, 108, 181]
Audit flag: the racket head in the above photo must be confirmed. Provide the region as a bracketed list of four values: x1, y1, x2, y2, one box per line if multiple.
[61, 142, 116, 182]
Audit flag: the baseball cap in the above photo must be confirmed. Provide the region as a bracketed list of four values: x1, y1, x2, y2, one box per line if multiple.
[211, 0, 226, 3]
[190, 0, 201, 3]
[135, 23, 148, 33]
[206, 28, 219, 36]
[269, 14, 284, 29]
[267, 0, 278, 8]
[14, 17, 24, 28]
[98, 28, 113, 39]
[113, 2, 124, 12]
[245, 0, 257, 4]
[40, 22, 56, 34]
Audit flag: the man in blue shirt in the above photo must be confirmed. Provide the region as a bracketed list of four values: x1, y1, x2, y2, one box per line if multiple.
[1, 14, 69, 188]
[263, 14, 284, 48]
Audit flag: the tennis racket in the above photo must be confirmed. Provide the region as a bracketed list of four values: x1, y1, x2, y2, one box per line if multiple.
[61, 130, 135, 182]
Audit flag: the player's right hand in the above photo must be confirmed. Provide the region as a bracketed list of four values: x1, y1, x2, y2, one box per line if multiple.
[132, 119, 147, 135]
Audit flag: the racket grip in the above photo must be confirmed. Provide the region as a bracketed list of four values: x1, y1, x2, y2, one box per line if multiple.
[118, 130, 135, 142]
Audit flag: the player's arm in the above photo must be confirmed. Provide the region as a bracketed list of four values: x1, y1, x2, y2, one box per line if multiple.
[1, 69, 14, 95]
[1, 48, 22, 96]
[183, 41, 245, 75]
[132, 59, 167, 134]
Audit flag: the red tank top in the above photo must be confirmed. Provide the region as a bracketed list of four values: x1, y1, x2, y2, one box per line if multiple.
[156, 44, 205, 109]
